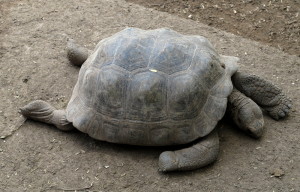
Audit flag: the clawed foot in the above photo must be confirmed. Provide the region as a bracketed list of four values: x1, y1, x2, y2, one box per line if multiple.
[20, 100, 55, 123]
[232, 72, 292, 121]
[158, 131, 219, 172]
[20, 100, 74, 131]
[264, 94, 292, 120]
[67, 39, 90, 67]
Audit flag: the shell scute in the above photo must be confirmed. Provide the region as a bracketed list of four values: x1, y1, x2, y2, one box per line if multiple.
[127, 71, 167, 121]
[149, 40, 196, 74]
[168, 73, 209, 120]
[102, 119, 120, 143]
[123, 128, 147, 145]
[93, 66, 128, 118]
[113, 36, 155, 71]
[173, 125, 197, 144]
[150, 127, 171, 145]
[190, 51, 225, 89]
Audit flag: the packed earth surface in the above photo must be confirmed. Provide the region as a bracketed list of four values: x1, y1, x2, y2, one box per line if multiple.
[0, 0, 299, 191]
[127, 0, 300, 56]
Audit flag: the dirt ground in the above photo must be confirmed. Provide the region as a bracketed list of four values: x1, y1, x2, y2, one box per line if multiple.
[0, 0, 299, 191]
[127, 0, 300, 56]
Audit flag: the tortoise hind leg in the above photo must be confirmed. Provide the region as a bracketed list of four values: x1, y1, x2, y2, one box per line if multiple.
[20, 100, 74, 131]
[232, 72, 292, 120]
[158, 131, 219, 172]
[67, 39, 91, 67]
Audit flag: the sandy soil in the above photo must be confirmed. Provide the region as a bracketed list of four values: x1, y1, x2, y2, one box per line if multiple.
[0, 0, 299, 191]
[127, 0, 300, 56]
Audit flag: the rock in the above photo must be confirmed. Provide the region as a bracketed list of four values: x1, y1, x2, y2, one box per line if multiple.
[270, 168, 285, 177]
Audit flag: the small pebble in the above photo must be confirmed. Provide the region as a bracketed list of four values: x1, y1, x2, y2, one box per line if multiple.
[270, 168, 285, 177]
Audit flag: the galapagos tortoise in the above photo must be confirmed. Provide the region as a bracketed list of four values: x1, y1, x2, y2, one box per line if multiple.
[20, 28, 292, 172]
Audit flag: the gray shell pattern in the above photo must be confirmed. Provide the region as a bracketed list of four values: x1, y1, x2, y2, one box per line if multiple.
[66, 28, 236, 146]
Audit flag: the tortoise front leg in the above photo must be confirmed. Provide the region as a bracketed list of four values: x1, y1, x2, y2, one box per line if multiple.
[158, 131, 219, 172]
[228, 87, 264, 138]
[67, 39, 91, 67]
[232, 72, 292, 120]
[20, 100, 74, 131]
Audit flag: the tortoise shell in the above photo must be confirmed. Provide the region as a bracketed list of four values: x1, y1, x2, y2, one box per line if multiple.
[66, 28, 237, 146]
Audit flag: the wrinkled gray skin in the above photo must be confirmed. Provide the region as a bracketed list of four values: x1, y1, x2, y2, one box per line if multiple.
[20, 28, 292, 172]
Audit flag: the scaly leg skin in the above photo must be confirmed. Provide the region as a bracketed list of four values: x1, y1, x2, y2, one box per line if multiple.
[20, 100, 74, 131]
[228, 87, 264, 138]
[158, 131, 219, 172]
[232, 72, 292, 120]
[67, 39, 90, 67]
